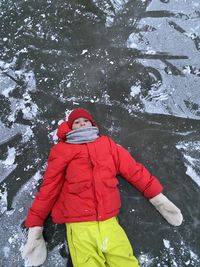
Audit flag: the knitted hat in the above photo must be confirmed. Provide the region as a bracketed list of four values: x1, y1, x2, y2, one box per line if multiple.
[67, 108, 96, 129]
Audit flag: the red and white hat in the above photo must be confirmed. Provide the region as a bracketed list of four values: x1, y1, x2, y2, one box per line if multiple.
[67, 108, 96, 129]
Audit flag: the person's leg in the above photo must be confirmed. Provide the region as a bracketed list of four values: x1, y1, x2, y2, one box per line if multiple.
[66, 222, 106, 267]
[100, 217, 140, 267]
[66, 254, 73, 267]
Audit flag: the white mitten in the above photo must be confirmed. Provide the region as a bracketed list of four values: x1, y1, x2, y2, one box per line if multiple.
[149, 193, 183, 226]
[22, 226, 47, 266]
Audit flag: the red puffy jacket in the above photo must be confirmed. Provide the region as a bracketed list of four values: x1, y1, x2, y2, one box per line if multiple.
[25, 122, 163, 227]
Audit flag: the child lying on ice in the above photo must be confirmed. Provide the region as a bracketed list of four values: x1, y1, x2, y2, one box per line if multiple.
[22, 108, 183, 267]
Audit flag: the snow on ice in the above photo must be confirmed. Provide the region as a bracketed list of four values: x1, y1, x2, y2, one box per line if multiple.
[0, 0, 200, 266]
[176, 141, 200, 187]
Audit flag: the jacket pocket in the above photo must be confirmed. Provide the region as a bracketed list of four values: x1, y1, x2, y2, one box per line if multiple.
[103, 178, 121, 213]
[63, 181, 94, 218]
[67, 181, 91, 194]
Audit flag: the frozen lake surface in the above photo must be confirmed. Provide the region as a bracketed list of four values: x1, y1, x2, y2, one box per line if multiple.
[0, 0, 200, 266]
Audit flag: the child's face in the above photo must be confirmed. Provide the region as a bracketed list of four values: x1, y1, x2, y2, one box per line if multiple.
[72, 117, 92, 130]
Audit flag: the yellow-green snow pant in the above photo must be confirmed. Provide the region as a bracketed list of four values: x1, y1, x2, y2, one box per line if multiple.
[65, 217, 140, 267]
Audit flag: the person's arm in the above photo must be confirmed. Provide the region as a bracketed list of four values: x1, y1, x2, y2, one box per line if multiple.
[108, 137, 183, 226]
[22, 143, 71, 266]
[25, 143, 70, 227]
[108, 137, 162, 198]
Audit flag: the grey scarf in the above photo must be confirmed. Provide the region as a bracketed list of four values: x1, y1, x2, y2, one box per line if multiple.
[66, 127, 99, 144]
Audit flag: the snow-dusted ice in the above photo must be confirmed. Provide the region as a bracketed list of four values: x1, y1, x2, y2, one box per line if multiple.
[0, 0, 200, 266]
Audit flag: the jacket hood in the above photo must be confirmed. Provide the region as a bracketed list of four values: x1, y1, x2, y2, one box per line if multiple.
[57, 121, 71, 141]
